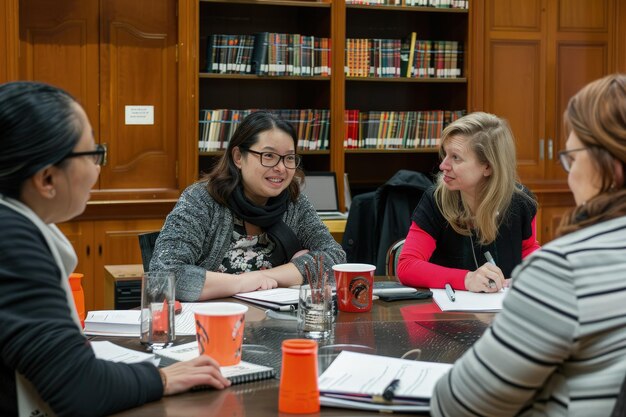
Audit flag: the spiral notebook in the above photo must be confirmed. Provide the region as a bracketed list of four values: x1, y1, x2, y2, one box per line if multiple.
[154, 342, 276, 385]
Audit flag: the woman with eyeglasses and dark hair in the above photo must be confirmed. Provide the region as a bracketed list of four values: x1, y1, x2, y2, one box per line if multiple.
[0, 81, 230, 417]
[431, 74, 626, 416]
[151, 111, 345, 301]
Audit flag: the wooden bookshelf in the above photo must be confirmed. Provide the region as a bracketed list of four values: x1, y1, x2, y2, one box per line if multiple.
[181, 0, 470, 209]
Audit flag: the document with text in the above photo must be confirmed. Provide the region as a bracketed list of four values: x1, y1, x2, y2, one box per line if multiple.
[318, 351, 452, 412]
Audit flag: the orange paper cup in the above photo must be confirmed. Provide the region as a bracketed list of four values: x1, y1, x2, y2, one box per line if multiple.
[193, 303, 248, 366]
[279, 339, 319, 414]
[332, 263, 376, 313]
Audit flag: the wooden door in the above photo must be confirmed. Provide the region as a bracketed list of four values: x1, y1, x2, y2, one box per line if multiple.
[18, 0, 100, 145]
[481, 0, 548, 182]
[476, 0, 616, 186]
[57, 221, 96, 311]
[544, 0, 615, 181]
[93, 219, 164, 309]
[99, 0, 179, 194]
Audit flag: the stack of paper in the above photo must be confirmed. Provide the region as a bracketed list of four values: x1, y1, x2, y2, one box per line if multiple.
[233, 288, 300, 311]
[91, 341, 159, 366]
[318, 351, 452, 412]
[84, 303, 204, 337]
[430, 288, 507, 312]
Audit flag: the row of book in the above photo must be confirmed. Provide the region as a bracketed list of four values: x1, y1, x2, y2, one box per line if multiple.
[199, 108, 465, 152]
[346, 0, 468, 7]
[206, 33, 331, 76]
[199, 109, 330, 152]
[346, 37, 463, 78]
[344, 109, 466, 149]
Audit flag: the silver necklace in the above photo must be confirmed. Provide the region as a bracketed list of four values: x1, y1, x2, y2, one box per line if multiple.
[469, 233, 479, 269]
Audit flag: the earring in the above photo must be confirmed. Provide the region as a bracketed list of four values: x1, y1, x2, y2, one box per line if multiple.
[49, 189, 56, 198]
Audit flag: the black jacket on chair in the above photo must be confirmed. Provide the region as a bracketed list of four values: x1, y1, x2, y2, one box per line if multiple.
[342, 170, 433, 274]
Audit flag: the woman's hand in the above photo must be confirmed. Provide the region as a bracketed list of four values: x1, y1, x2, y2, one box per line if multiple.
[239, 270, 278, 293]
[161, 355, 231, 396]
[464, 263, 506, 292]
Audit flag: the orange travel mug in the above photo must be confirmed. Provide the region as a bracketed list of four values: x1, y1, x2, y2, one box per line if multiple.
[279, 339, 320, 414]
[68, 273, 85, 328]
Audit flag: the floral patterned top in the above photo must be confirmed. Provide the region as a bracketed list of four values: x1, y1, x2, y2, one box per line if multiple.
[217, 216, 275, 274]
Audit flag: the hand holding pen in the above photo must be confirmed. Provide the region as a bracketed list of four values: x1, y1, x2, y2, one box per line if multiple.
[463, 251, 506, 293]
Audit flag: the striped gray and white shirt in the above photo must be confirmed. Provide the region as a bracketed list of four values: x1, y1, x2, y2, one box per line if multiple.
[432, 215, 626, 417]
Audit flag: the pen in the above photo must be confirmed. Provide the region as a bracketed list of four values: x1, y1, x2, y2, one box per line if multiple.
[444, 283, 455, 302]
[484, 251, 496, 265]
[484, 251, 497, 288]
[382, 379, 400, 402]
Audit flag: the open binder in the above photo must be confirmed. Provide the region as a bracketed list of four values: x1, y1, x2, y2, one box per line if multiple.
[318, 351, 452, 412]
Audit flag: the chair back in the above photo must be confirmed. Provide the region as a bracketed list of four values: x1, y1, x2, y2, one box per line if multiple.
[385, 238, 405, 277]
[138, 231, 160, 272]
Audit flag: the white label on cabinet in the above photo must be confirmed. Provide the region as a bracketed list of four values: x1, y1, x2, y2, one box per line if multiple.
[125, 105, 154, 125]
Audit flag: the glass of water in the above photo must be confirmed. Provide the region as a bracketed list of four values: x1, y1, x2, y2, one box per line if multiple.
[297, 284, 333, 339]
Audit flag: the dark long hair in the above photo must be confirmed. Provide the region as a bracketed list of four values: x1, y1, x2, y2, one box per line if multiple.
[0, 81, 81, 199]
[205, 111, 304, 205]
[558, 74, 626, 236]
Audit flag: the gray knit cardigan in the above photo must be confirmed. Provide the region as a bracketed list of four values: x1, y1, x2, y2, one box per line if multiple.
[150, 181, 346, 301]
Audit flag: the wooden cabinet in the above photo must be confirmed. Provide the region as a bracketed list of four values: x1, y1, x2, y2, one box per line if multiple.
[18, 0, 181, 200]
[58, 218, 165, 312]
[471, 0, 617, 188]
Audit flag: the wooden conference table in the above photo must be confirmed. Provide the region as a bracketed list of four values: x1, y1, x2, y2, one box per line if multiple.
[106, 279, 494, 417]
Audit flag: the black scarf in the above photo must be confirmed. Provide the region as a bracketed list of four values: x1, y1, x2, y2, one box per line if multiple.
[228, 186, 301, 265]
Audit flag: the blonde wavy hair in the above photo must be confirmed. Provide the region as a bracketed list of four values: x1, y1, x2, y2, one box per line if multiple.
[434, 112, 531, 245]
[558, 74, 626, 236]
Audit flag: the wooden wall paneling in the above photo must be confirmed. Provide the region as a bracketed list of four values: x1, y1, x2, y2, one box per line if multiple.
[18, 0, 100, 141]
[177, 0, 199, 188]
[618, 0, 626, 72]
[330, 1, 346, 210]
[92, 218, 165, 309]
[1, 0, 19, 83]
[98, 0, 179, 197]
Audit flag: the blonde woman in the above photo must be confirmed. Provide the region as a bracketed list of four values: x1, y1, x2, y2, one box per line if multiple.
[397, 112, 540, 292]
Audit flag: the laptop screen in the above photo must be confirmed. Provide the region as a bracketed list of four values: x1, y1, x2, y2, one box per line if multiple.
[300, 172, 340, 212]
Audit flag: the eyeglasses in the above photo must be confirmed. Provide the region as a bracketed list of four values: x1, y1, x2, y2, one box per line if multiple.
[245, 149, 301, 169]
[558, 147, 587, 173]
[63, 143, 107, 166]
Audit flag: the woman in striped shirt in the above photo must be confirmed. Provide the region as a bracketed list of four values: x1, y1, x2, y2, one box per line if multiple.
[431, 74, 626, 416]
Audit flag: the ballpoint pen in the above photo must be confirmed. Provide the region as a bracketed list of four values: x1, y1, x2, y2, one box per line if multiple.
[484, 251, 497, 288]
[382, 379, 400, 402]
[444, 283, 455, 302]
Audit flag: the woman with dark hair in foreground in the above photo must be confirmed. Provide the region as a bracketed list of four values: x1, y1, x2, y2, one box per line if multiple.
[0, 81, 230, 417]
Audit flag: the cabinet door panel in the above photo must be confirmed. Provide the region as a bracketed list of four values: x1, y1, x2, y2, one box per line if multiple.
[558, 0, 609, 32]
[57, 221, 96, 312]
[548, 42, 609, 179]
[93, 219, 164, 309]
[489, 0, 542, 31]
[487, 40, 545, 180]
[99, 0, 178, 191]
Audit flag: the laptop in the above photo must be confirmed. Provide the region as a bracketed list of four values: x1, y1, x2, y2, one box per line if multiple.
[300, 172, 349, 219]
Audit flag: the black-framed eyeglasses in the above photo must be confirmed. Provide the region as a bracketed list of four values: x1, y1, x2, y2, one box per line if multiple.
[64, 143, 107, 166]
[558, 147, 587, 173]
[245, 149, 301, 169]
